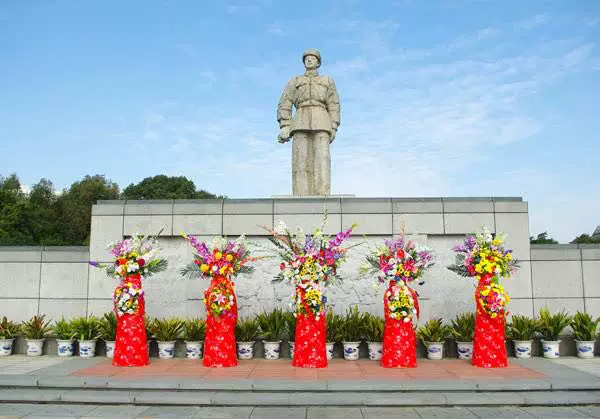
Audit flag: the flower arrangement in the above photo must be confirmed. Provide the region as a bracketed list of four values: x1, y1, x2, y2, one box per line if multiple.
[90, 231, 167, 279]
[113, 283, 144, 315]
[265, 214, 356, 318]
[361, 236, 434, 285]
[448, 228, 519, 318]
[386, 282, 418, 322]
[204, 280, 236, 317]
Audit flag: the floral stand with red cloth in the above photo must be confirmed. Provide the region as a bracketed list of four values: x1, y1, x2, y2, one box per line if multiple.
[181, 234, 258, 368]
[362, 236, 434, 369]
[448, 229, 518, 369]
[89, 232, 168, 368]
[265, 218, 355, 368]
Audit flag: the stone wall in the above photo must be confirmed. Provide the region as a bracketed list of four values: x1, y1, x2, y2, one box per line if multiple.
[0, 197, 598, 324]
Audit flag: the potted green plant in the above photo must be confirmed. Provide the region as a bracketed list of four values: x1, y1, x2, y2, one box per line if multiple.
[417, 318, 451, 360]
[507, 314, 539, 359]
[340, 306, 369, 360]
[99, 312, 118, 358]
[364, 314, 385, 361]
[571, 312, 600, 359]
[53, 317, 75, 357]
[0, 317, 21, 356]
[235, 317, 260, 360]
[284, 312, 297, 358]
[537, 307, 571, 359]
[450, 312, 475, 360]
[325, 308, 342, 360]
[21, 315, 52, 356]
[148, 318, 184, 359]
[71, 316, 102, 358]
[183, 318, 206, 360]
[257, 308, 286, 360]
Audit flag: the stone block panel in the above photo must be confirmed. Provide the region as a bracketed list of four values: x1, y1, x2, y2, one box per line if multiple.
[87, 299, 113, 316]
[581, 247, 600, 260]
[224, 199, 273, 214]
[173, 199, 223, 215]
[341, 198, 391, 214]
[273, 214, 341, 235]
[41, 247, 89, 262]
[124, 201, 174, 215]
[508, 299, 534, 317]
[341, 213, 392, 235]
[532, 261, 583, 298]
[186, 299, 205, 319]
[392, 198, 442, 213]
[38, 299, 87, 320]
[92, 202, 124, 216]
[123, 215, 173, 236]
[88, 266, 120, 299]
[0, 263, 40, 298]
[533, 298, 585, 316]
[223, 214, 272, 236]
[392, 214, 444, 235]
[585, 298, 600, 317]
[40, 262, 88, 299]
[494, 212, 530, 261]
[274, 198, 341, 214]
[173, 215, 222, 236]
[503, 261, 532, 299]
[443, 199, 494, 213]
[89, 216, 123, 262]
[0, 248, 42, 262]
[0, 299, 38, 322]
[530, 246, 581, 261]
[443, 213, 495, 235]
[493, 200, 528, 213]
[582, 261, 600, 298]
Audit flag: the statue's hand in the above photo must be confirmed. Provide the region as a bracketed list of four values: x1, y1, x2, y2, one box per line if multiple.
[278, 127, 291, 143]
[330, 128, 337, 143]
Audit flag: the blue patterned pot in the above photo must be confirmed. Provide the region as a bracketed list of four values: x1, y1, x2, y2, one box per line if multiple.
[576, 341, 595, 359]
[185, 341, 203, 360]
[237, 342, 255, 360]
[367, 342, 383, 361]
[426, 342, 443, 360]
[343, 342, 360, 360]
[26, 339, 44, 357]
[79, 340, 97, 358]
[0, 339, 14, 356]
[326, 342, 335, 360]
[264, 341, 281, 360]
[513, 340, 532, 359]
[456, 342, 473, 360]
[158, 341, 176, 359]
[56, 340, 74, 357]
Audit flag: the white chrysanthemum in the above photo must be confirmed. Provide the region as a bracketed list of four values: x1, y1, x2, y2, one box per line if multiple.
[274, 220, 288, 235]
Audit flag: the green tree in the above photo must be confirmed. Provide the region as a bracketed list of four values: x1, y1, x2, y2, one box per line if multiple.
[571, 234, 600, 244]
[530, 232, 558, 244]
[56, 175, 120, 245]
[25, 178, 63, 245]
[122, 175, 218, 200]
[0, 174, 31, 245]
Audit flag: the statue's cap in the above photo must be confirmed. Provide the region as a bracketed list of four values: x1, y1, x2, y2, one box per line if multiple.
[302, 49, 321, 65]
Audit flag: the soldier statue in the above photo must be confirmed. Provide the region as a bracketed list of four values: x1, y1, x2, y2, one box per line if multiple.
[277, 49, 340, 196]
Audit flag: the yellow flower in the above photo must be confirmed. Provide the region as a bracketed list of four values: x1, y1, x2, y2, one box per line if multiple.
[200, 264, 209, 273]
[215, 252, 222, 260]
[226, 254, 233, 261]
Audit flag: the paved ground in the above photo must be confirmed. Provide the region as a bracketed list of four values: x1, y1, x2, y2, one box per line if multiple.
[71, 357, 546, 381]
[1, 404, 600, 418]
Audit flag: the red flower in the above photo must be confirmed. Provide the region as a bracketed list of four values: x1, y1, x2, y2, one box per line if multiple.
[138, 258, 145, 267]
[194, 259, 200, 265]
[326, 258, 335, 266]
[396, 249, 405, 259]
[280, 262, 285, 270]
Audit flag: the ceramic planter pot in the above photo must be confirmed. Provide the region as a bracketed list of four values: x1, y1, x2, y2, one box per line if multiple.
[326, 342, 335, 360]
[105, 341, 116, 358]
[513, 340, 533, 359]
[541, 340, 560, 359]
[185, 341, 203, 360]
[26, 339, 44, 356]
[576, 341, 595, 359]
[425, 342, 444, 360]
[367, 342, 383, 361]
[79, 340, 97, 358]
[342, 341, 360, 360]
[56, 340, 74, 357]
[157, 341, 176, 359]
[237, 342, 255, 360]
[289, 341, 295, 359]
[456, 342, 473, 360]
[0, 339, 14, 356]
[263, 341, 281, 360]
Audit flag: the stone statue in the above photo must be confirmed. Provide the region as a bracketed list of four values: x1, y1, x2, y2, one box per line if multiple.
[277, 49, 340, 196]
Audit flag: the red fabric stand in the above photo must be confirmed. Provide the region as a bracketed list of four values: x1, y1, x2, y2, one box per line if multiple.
[472, 279, 507, 368]
[381, 283, 419, 368]
[293, 313, 327, 368]
[203, 277, 238, 368]
[113, 274, 149, 367]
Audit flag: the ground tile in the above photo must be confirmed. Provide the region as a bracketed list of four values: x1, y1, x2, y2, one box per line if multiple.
[79, 405, 149, 418]
[467, 406, 534, 418]
[0, 403, 44, 417]
[361, 407, 420, 418]
[192, 406, 253, 419]
[415, 406, 477, 418]
[137, 406, 200, 418]
[250, 407, 306, 419]
[307, 407, 363, 419]
[520, 406, 591, 418]
[22, 403, 96, 417]
[573, 406, 600, 417]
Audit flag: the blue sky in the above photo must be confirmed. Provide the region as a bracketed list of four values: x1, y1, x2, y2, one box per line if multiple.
[0, 0, 599, 242]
